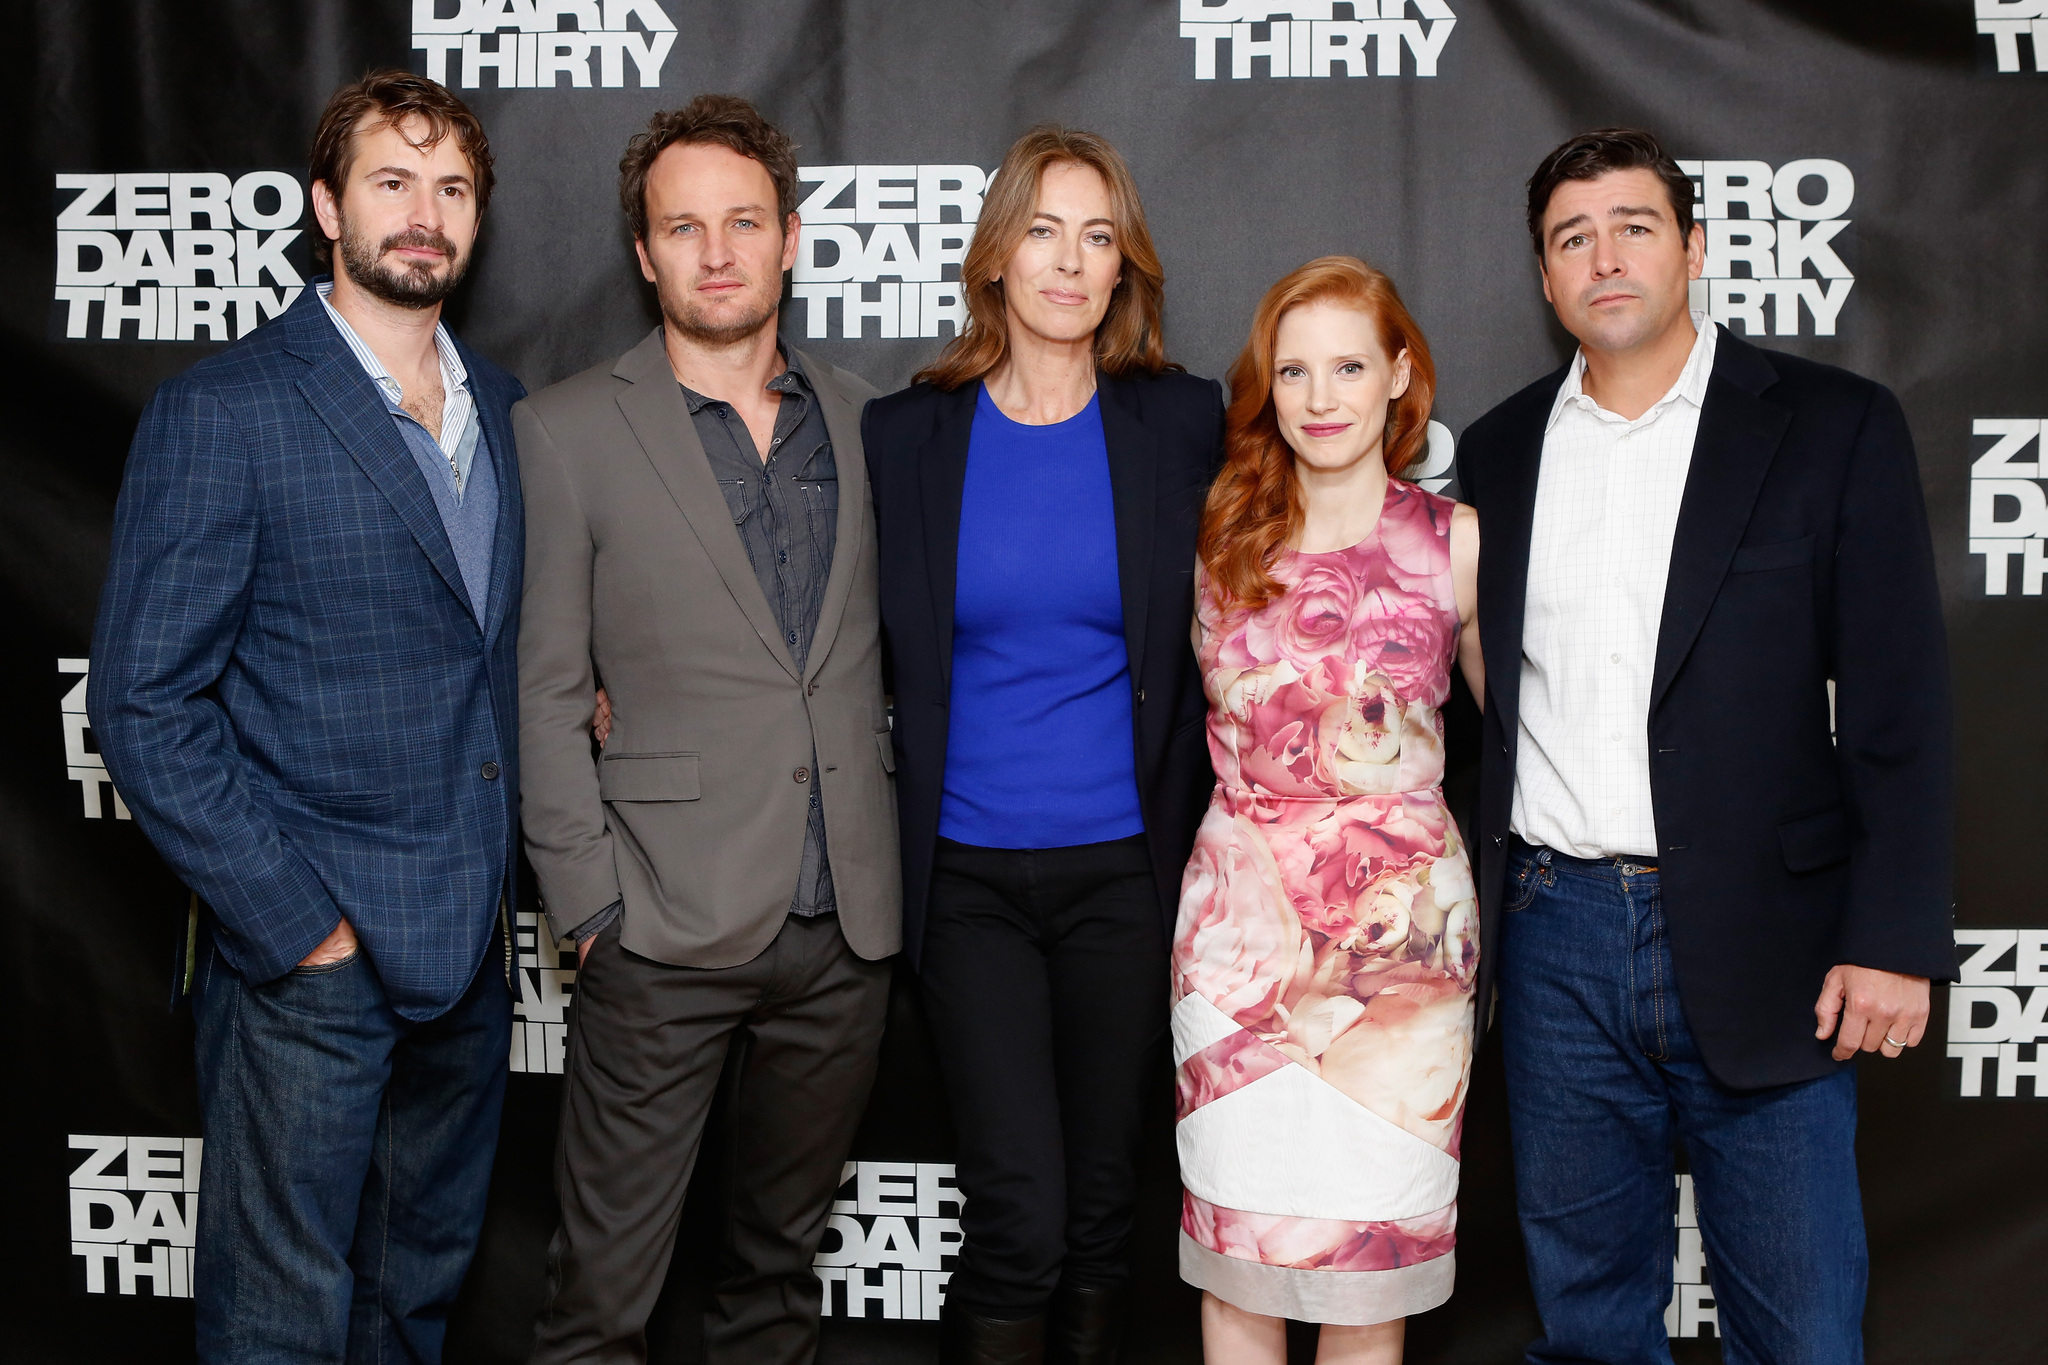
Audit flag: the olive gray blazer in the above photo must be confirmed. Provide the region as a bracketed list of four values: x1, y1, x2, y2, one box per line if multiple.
[514, 327, 899, 967]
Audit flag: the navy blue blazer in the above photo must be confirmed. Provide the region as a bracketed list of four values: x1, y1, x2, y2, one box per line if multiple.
[1457, 326, 1956, 1088]
[863, 370, 1224, 965]
[89, 286, 526, 1020]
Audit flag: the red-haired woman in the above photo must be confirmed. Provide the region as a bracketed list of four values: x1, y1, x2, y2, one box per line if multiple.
[1173, 257, 1483, 1364]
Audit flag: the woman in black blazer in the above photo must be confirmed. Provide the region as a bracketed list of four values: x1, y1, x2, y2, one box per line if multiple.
[862, 126, 1222, 1365]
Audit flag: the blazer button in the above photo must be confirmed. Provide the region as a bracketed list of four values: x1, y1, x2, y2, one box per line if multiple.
[1137, 687, 1146, 704]
[481, 761, 500, 780]
[794, 767, 810, 783]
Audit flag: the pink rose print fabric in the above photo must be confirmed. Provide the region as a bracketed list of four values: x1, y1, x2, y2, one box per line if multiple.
[1172, 481, 1478, 1326]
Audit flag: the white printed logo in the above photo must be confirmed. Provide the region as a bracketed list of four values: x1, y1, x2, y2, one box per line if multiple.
[51, 173, 305, 343]
[1948, 930, 2048, 1097]
[1679, 159, 1855, 339]
[53, 172, 305, 343]
[412, 0, 676, 89]
[1978, 0, 2048, 71]
[69, 1135, 201, 1297]
[510, 909, 577, 1074]
[1965, 421, 2048, 596]
[1177, 1, 1458, 80]
[789, 166, 990, 342]
[1664, 1174, 1718, 1339]
[58, 659, 129, 821]
[815, 1161, 962, 1321]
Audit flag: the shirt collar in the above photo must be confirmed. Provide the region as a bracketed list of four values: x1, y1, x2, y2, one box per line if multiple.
[315, 277, 470, 404]
[678, 347, 812, 413]
[1546, 309, 1717, 433]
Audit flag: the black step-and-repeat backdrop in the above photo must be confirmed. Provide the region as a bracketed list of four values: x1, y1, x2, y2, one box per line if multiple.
[8, 2, 2045, 1361]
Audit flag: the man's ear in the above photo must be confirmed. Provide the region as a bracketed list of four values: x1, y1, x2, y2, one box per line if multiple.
[1685, 221, 1706, 281]
[311, 179, 343, 250]
[634, 236, 658, 285]
[780, 212, 802, 274]
[1538, 257, 1554, 308]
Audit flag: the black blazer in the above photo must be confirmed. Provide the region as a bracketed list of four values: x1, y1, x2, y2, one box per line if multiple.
[862, 370, 1225, 965]
[1457, 327, 1957, 1089]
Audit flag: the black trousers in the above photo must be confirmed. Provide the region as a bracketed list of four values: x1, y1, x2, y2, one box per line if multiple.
[532, 913, 890, 1365]
[920, 834, 1168, 1319]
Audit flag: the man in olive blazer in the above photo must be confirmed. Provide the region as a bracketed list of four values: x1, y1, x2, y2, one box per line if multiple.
[515, 326, 899, 967]
[517, 97, 898, 1365]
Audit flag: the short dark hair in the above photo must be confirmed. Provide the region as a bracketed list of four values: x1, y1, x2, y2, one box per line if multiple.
[308, 71, 495, 264]
[1525, 127, 1695, 257]
[618, 94, 801, 242]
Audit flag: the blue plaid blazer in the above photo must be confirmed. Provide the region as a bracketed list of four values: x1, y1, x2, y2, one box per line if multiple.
[89, 287, 526, 1020]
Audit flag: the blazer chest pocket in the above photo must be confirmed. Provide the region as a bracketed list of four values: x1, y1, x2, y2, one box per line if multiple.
[1729, 533, 1815, 575]
[599, 753, 701, 802]
[1778, 803, 1852, 873]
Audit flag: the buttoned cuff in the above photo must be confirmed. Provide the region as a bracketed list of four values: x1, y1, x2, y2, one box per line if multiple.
[567, 899, 622, 943]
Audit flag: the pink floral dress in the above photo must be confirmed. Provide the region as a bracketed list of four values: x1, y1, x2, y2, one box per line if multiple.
[1171, 479, 1478, 1326]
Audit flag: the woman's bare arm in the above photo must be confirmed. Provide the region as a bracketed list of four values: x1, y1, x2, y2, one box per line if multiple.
[1449, 503, 1484, 710]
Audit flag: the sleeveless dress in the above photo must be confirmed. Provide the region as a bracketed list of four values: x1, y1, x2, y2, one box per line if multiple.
[1171, 479, 1479, 1326]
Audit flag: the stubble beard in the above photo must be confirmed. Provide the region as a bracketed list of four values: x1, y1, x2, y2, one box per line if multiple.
[658, 270, 780, 348]
[338, 216, 469, 310]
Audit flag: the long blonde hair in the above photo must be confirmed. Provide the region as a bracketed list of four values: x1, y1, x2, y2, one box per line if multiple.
[914, 125, 1172, 390]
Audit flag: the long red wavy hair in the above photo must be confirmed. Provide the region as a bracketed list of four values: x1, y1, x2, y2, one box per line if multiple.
[1200, 256, 1437, 613]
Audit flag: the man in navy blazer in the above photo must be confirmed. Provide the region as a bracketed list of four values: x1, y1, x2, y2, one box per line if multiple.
[89, 74, 523, 1364]
[1457, 129, 1955, 1362]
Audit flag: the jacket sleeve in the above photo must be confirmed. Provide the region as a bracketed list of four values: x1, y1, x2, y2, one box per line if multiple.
[86, 380, 342, 983]
[513, 398, 620, 941]
[1829, 384, 1957, 980]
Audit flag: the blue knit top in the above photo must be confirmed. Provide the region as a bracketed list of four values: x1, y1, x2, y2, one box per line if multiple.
[939, 386, 1145, 849]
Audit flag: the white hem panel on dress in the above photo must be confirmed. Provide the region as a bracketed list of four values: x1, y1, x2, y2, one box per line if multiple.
[1175, 1019, 1461, 1222]
[1172, 989, 1247, 1065]
[1179, 1231, 1454, 1326]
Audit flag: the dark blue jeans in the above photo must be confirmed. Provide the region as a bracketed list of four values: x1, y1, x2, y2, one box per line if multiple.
[1499, 843, 1866, 1365]
[191, 928, 510, 1364]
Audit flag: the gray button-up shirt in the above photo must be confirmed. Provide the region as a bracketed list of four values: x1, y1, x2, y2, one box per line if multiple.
[686, 353, 839, 918]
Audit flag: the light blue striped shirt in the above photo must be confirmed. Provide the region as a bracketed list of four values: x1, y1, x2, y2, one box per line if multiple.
[316, 278, 479, 494]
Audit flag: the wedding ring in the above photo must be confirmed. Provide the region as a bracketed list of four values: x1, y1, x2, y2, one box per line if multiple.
[1883, 1034, 1906, 1048]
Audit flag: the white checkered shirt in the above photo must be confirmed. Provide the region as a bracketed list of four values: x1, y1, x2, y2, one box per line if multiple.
[1510, 313, 1718, 860]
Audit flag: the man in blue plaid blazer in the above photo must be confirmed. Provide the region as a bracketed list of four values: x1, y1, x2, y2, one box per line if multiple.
[88, 74, 524, 1364]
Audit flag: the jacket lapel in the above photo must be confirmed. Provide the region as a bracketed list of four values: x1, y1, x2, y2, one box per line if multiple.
[285, 301, 474, 626]
[917, 383, 978, 691]
[612, 328, 800, 681]
[466, 354, 523, 649]
[1098, 374, 1156, 684]
[1475, 370, 1564, 736]
[798, 349, 867, 686]
[1650, 329, 1791, 710]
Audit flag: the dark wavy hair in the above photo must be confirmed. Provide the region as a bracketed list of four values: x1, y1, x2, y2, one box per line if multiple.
[307, 70, 494, 264]
[618, 94, 800, 242]
[1526, 127, 1695, 256]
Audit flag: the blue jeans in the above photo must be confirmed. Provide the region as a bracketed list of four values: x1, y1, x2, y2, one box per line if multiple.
[1499, 842, 1866, 1365]
[191, 927, 510, 1364]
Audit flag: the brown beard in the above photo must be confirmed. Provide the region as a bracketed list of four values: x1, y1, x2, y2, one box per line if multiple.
[338, 218, 469, 309]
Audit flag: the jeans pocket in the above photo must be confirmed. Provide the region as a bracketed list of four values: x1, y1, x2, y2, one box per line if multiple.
[290, 948, 361, 976]
[1506, 860, 1543, 913]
